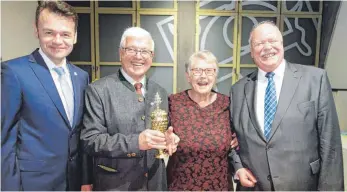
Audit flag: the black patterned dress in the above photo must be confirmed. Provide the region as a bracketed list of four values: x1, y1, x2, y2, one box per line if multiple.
[167, 90, 232, 191]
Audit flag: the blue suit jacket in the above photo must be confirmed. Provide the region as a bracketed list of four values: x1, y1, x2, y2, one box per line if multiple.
[1, 49, 90, 190]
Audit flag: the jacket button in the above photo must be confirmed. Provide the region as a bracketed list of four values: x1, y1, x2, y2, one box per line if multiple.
[267, 175, 271, 180]
[266, 145, 271, 150]
[138, 97, 144, 102]
[131, 153, 136, 157]
[127, 153, 131, 157]
[141, 116, 145, 121]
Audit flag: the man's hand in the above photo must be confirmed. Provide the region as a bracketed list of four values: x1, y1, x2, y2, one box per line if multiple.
[164, 126, 180, 156]
[230, 133, 239, 149]
[139, 129, 167, 150]
[81, 184, 93, 191]
[237, 168, 257, 187]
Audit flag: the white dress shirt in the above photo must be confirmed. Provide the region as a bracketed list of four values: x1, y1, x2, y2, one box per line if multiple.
[39, 48, 74, 121]
[121, 68, 146, 96]
[255, 60, 286, 133]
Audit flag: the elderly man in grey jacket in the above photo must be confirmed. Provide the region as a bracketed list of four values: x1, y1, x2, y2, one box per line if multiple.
[81, 27, 179, 191]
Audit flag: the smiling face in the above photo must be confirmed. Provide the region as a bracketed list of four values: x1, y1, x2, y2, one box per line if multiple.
[35, 9, 76, 66]
[250, 23, 284, 72]
[186, 58, 217, 95]
[119, 35, 153, 82]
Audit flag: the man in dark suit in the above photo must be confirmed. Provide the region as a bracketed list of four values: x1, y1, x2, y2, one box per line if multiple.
[1, 1, 91, 190]
[80, 27, 180, 191]
[230, 21, 344, 190]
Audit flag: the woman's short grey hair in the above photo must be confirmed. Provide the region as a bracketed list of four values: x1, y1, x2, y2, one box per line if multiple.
[119, 27, 155, 51]
[185, 50, 219, 75]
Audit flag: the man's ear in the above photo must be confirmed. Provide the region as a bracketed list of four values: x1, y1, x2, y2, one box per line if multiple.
[250, 47, 254, 59]
[73, 32, 78, 44]
[34, 23, 39, 38]
[119, 48, 123, 62]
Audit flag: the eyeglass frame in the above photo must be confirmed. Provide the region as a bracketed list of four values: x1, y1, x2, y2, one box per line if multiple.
[252, 39, 282, 48]
[190, 68, 216, 76]
[121, 47, 154, 58]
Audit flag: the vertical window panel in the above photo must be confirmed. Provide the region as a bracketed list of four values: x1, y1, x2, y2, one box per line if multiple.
[283, 17, 319, 66]
[140, 1, 174, 9]
[199, 1, 237, 11]
[100, 65, 121, 78]
[241, 1, 278, 11]
[98, 1, 132, 8]
[68, 13, 91, 62]
[98, 14, 133, 62]
[283, 1, 320, 12]
[199, 15, 236, 65]
[216, 67, 233, 96]
[140, 15, 175, 63]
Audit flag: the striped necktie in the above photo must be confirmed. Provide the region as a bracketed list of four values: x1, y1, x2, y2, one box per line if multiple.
[264, 72, 277, 140]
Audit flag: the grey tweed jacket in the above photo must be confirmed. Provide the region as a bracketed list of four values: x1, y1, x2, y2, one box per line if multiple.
[81, 69, 168, 191]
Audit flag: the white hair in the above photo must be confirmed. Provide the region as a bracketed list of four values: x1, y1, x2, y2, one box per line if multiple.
[185, 50, 219, 75]
[119, 27, 155, 51]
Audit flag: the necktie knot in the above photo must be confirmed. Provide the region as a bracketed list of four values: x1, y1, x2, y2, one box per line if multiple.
[265, 72, 275, 79]
[53, 67, 65, 77]
[134, 82, 143, 95]
[134, 82, 142, 90]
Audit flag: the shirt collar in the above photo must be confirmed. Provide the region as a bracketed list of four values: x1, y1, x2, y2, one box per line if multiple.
[257, 59, 286, 81]
[120, 68, 146, 87]
[39, 48, 69, 73]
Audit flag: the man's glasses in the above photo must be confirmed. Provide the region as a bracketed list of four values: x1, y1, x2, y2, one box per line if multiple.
[122, 47, 153, 59]
[252, 40, 281, 48]
[190, 68, 216, 76]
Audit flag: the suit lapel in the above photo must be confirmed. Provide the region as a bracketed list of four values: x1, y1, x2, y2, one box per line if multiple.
[68, 63, 80, 128]
[29, 49, 71, 128]
[117, 69, 136, 91]
[268, 62, 300, 141]
[244, 70, 266, 142]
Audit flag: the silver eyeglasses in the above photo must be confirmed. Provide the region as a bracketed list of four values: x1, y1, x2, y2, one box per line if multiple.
[122, 47, 153, 58]
[253, 40, 281, 48]
[190, 68, 216, 76]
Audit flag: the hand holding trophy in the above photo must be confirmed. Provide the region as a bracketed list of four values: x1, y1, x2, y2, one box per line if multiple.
[150, 92, 169, 159]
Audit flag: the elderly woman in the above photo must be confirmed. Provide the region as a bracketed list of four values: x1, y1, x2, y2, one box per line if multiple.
[167, 50, 239, 191]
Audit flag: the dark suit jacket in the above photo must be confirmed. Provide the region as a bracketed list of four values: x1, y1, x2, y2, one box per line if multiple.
[1, 49, 91, 190]
[230, 62, 344, 191]
[81, 69, 168, 191]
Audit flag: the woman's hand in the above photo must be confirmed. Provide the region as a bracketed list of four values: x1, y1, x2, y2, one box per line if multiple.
[165, 126, 180, 155]
[230, 133, 239, 149]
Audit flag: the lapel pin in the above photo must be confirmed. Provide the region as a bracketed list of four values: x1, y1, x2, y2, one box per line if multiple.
[74, 72, 78, 76]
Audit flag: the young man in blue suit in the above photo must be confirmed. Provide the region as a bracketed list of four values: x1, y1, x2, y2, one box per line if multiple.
[1, 1, 91, 191]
